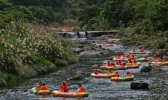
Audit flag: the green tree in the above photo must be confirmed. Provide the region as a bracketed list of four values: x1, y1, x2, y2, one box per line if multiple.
[78, 5, 102, 30]
[100, 0, 126, 29]
[0, 0, 12, 10]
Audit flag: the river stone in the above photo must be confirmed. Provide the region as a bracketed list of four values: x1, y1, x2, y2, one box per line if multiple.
[69, 75, 83, 80]
[140, 66, 151, 72]
[131, 81, 149, 89]
[69, 71, 84, 80]
[92, 64, 99, 69]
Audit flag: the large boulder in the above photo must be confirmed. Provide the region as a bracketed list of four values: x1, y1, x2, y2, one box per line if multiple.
[140, 66, 151, 72]
[131, 81, 149, 89]
[145, 57, 154, 61]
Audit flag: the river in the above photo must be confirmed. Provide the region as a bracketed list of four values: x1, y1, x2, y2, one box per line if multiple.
[0, 41, 168, 100]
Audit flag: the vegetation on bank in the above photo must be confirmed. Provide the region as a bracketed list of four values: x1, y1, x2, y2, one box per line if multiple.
[78, 0, 168, 51]
[0, 21, 78, 86]
[118, 26, 168, 51]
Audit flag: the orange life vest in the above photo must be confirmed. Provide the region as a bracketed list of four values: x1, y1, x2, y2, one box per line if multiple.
[94, 71, 98, 74]
[40, 86, 47, 90]
[140, 48, 144, 52]
[78, 86, 84, 92]
[114, 73, 119, 77]
[133, 49, 136, 52]
[133, 60, 137, 64]
[125, 73, 131, 77]
[162, 58, 166, 62]
[60, 83, 68, 92]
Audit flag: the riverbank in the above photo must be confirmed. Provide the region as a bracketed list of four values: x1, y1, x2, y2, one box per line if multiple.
[92, 30, 168, 58]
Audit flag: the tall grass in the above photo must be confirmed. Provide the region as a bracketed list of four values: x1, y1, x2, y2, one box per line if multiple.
[0, 21, 78, 86]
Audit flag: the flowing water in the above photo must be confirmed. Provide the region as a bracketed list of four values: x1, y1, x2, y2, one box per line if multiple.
[0, 41, 168, 100]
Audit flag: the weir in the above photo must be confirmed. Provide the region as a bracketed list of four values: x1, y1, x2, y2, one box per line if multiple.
[57, 30, 118, 40]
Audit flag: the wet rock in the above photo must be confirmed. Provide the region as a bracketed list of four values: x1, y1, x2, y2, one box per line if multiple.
[146, 51, 163, 59]
[76, 71, 83, 75]
[69, 74, 83, 80]
[106, 56, 113, 60]
[149, 63, 161, 71]
[140, 66, 151, 72]
[69, 71, 84, 80]
[102, 60, 108, 64]
[92, 64, 99, 69]
[72, 48, 84, 54]
[145, 57, 154, 61]
[131, 81, 149, 89]
[79, 50, 103, 56]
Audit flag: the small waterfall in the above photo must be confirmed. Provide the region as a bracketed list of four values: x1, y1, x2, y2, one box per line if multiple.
[57, 32, 78, 38]
[78, 32, 87, 38]
[64, 32, 78, 38]
[57, 31, 117, 41]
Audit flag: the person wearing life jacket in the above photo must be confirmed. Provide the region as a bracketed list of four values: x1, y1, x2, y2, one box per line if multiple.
[113, 72, 119, 77]
[116, 60, 122, 66]
[109, 70, 113, 74]
[35, 83, 48, 94]
[131, 54, 135, 58]
[127, 59, 132, 63]
[133, 58, 137, 64]
[125, 72, 132, 77]
[76, 84, 84, 92]
[60, 81, 69, 92]
[110, 41, 113, 46]
[127, 54, 131, 59]
[111, 62, 114, 66]
[139, 47, 145, 52]
[154, 58, 158, 62]
[162, 57, 166, 62]
[35, 82, 42, 90]
[121, 53, 125, 58]
[133, 49, 136, 52]
[116, 54, 121, 59]
[120, 63, 125, 67]
[102, 42, 105, 46]
[94, 69, 99, 74]
[107, 61, 112, 66]
[39, 83, 47, 90]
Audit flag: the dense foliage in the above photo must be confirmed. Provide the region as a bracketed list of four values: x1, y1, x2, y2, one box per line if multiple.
[0, 0, 168, 33]
[0, 0, 108, 28]
[79, 0, 168, 32]
[78, 0, 168, 50]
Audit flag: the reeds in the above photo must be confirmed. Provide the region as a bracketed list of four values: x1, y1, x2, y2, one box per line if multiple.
[0, 21, 78, 85]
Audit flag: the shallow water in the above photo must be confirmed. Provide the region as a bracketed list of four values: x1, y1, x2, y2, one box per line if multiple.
[0, 44, 168, 100]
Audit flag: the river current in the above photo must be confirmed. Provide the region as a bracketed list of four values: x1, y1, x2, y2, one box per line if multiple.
[0, 43, 168, 100]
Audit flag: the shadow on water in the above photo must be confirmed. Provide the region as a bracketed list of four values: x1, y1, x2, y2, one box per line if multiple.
[0, 44, 168, 100]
